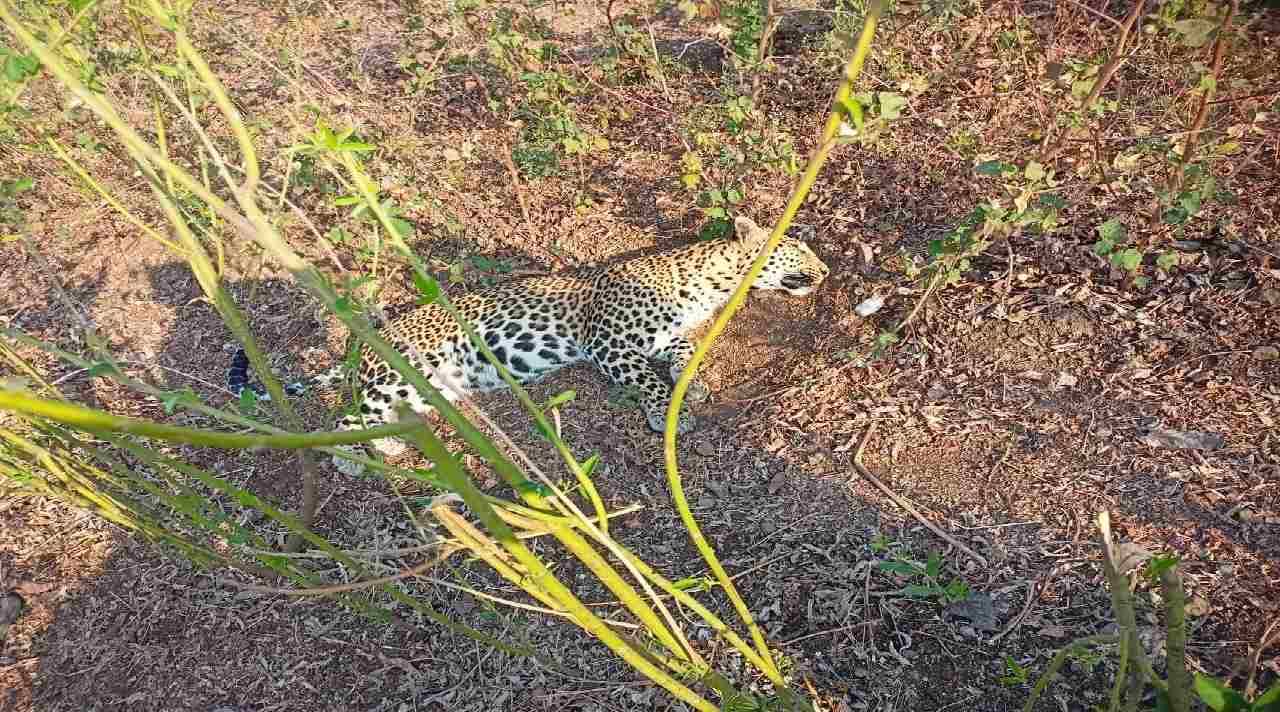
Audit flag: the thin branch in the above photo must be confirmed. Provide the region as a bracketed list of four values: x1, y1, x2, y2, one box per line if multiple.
[218, 544, 463, 596]
[1169, 0, 1239, 193]
[1041, 0, 1147, 163]
[850, 423, 988, 567]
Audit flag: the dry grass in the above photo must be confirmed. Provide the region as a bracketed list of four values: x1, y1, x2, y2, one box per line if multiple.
[2, 0, 1278, 709]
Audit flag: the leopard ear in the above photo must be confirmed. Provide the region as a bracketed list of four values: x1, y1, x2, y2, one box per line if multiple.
[733, 215, 768, 247]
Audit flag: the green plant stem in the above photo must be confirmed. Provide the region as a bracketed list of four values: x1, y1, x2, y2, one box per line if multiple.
[1159, 564, 1192, 712]
[401, 422, 718, 712]
[662, 0, 886, 680]
[1023, 635, 1119, 712]
[0, 391, 421, 449]
[2, 328, 421, 484]
[1108, 630, 1130, 712]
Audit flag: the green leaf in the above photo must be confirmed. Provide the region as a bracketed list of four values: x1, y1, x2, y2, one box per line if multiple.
[1195, 674, 1248, 712]
[1096, 218, 1126, 244]
[874, 331, 899, 349]
[515, 478, 554, 497]
[334, 195, 361, 207]
[1092, 237, 1116, 256]
[159, 387, 201, 415]
[337, 140, 375, 153]
[412, 272, 440, 305]
[1252, 682, 1280, 711]
[389, 217, 415, 238]
[877, 92, 907, 120]
[925, 551, 942, 578]
[4, 53, 39, 82]
[1111, 247, 1142, 272]
[1038, 193, 1067, 209]
[975, 160, 1010, 176]
[12, 176, 34, 193]
[1024, 161, 1046, 182]
[544, 390, 576, 409]
[1173, 18, 1217, 48]
[877, 560, 922, 576]
[580, 453, 600, 479]
[1156, 251, 1180, 271]
[838, 95, 865, 131]
[1164, 206, 1190, 225]
[901, 583, 941, 598]
[237, 387, 259, 415]
[1179, 191, 1203, 216]
[86, 362, 119, 378]
[944, 579, 970, 601]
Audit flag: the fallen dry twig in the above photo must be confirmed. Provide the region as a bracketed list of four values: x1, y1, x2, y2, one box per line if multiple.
[850, 423, 988, 567]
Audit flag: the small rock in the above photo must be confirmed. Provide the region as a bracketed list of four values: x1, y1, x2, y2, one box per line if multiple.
[1234, 507, 1255, 523]
[944, 591, 998, 632]
[694, 441, 716, 457]
[855, 294, 886, 317]
[1252, 345, 1279, 362]
[1138, 427, 1224, 451]
[0, 593, 25, 639]
[706, 480, 730, 499]
[767, 470, 787, 494]
[1261, 288, 1280, 306]
[0, 592, 24, 625]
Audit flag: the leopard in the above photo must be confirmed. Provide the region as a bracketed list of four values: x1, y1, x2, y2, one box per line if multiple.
[228, 215, 830, 476]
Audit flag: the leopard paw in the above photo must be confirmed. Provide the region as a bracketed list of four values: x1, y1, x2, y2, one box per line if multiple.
[646, 406, 696, 435]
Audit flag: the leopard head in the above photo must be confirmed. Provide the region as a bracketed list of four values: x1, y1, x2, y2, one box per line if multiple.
[733, 215, 830, 297]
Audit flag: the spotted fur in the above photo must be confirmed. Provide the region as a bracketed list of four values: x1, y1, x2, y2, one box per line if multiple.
[230, 215, 829, 475]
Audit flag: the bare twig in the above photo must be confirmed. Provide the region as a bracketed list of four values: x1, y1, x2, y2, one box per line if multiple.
[989, 576, 1041, 644]
[1245, 617, 1280, 697]
[498, 138, 567, 269]
[1058, 0, 1127, 31]
[1041, 0, 1147, 163]
[850, 423, 988, 567]
[749, 0, 780, 105]
[218, 543, 463, 596]
[782, 620, 878, 646]
[1169, 0, 1240, 194]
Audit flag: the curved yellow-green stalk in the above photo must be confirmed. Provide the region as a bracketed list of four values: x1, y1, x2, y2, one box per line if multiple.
[0, 391, 422, 449]
[663, 0, 886, 680]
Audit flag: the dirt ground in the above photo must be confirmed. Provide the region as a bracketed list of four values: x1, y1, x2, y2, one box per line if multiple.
[1, 0, 1278, 710]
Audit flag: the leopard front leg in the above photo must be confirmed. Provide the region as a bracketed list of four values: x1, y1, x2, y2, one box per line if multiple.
[331, 372, 452, 476]
[589, 345, 696, 434]
[654, 336, 710, 404]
